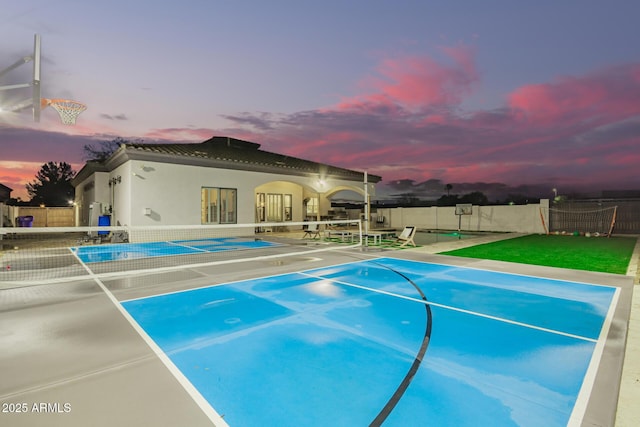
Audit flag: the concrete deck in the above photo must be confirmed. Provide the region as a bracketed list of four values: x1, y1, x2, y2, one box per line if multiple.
[0, 233, 637, 426]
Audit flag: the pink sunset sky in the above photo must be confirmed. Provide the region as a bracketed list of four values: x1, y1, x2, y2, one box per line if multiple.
[1, 1, 639, 201]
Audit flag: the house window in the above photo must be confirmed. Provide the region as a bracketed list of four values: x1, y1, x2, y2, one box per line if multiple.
[220, 188, 236, 224]
[266, 193, 282, 222]
[284, 194, 292, 221]
[202, 188, 218, 223]
[306, 197, 319, 217]
[201, 187, 236, 224]
[256, 193, 266, 222]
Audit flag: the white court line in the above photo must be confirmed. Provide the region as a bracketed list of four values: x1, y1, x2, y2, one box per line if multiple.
[166, 240, 210, 253]
[298, 270, 599, 343]
[67, 248, 229, 427]
[373, 256, 619, 290]
[567, 286, 620, 426]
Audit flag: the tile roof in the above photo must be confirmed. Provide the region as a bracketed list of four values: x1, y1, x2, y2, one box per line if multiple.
[122, 136, 381, 182]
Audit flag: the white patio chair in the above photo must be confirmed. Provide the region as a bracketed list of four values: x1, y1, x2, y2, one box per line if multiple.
[395, 226, 417, 247]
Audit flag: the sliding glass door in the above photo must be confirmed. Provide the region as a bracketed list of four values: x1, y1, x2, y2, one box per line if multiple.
[202, 187, 236, 224]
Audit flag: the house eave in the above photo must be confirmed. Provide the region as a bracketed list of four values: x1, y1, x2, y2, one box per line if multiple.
[107, 146, 381, 183]
[71, 161, 110, 187]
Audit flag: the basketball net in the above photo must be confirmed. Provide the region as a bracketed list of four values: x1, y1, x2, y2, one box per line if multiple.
[41, 98, 87, 125]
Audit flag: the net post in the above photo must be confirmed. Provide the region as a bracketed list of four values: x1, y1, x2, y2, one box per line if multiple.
[539, 207, 549, 235]
[364, 171, 369, 247]
[607, 206, 617, 238]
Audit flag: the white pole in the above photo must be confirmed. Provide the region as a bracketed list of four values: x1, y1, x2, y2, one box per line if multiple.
[364, 171, 369, 243]
[33, 34, 41, 122]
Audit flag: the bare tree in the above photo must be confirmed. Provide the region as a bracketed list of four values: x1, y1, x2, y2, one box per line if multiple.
[83, 137, 142, 162]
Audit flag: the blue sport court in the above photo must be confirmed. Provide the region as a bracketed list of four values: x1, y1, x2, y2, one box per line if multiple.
[72, 237, 280, 263]
[122, 257, 618, 426]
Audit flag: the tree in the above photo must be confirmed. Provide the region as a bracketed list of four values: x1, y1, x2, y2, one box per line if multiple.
[26, 162, 76, 206]
[83, 137, 141, 162]
[393, 192, 422, 206]
[437, 194, 460, 206]
[505, 193, 530, 205]
[437, 191, 489, 206]
[460, 191, 489, 205]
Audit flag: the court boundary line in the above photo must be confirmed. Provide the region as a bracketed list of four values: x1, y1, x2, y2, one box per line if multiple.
[284, 251, 620, 290]
[66, 248, 229, 427]
[567, 286, 621, 426]
[372, 257, 619, 307]
[74, 237, 281, 261]
[374, 256, 622, 290]
[166, 240, 211, 253]
[297, 271, 600, 343]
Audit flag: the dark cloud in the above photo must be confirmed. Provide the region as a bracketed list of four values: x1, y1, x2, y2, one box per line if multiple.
[220, 112, 275, 131]
[100, 113, 128, 121]
[572, 117, 640, 147]
[382, 178, 534, 201]
[0, 126, 97, 163]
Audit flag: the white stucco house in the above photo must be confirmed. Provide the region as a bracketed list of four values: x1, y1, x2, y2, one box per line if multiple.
[71, 136, 381, 227]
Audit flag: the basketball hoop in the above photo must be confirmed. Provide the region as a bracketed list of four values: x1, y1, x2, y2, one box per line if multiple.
[41, 98, 87, 125]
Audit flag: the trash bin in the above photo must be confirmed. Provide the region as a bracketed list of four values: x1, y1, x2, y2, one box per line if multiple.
[98, 215, 111, 235]
[17, 216, 34, 227]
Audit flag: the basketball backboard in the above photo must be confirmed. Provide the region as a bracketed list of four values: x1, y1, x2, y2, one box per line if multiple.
[455, 203, 473, 215]
[0, 34, 85, 125]
[0, 34, 40, 120]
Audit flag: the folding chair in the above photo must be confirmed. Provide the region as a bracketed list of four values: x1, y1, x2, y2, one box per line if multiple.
[395, 226, 417, 247]
[302, 223, 320, 239]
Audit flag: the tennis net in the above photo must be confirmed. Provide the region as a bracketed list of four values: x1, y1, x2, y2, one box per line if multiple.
[0, 219, 362, 285]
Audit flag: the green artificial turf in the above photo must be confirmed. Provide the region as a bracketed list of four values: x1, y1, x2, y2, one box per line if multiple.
[440, 234, 637, 274]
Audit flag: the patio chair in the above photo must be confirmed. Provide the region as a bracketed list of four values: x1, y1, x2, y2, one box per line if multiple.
[302, 223, 320, 239]
[395, 226, 417, 247]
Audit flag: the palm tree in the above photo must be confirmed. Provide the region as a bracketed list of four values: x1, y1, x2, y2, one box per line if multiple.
[445, 183, 453, 196]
